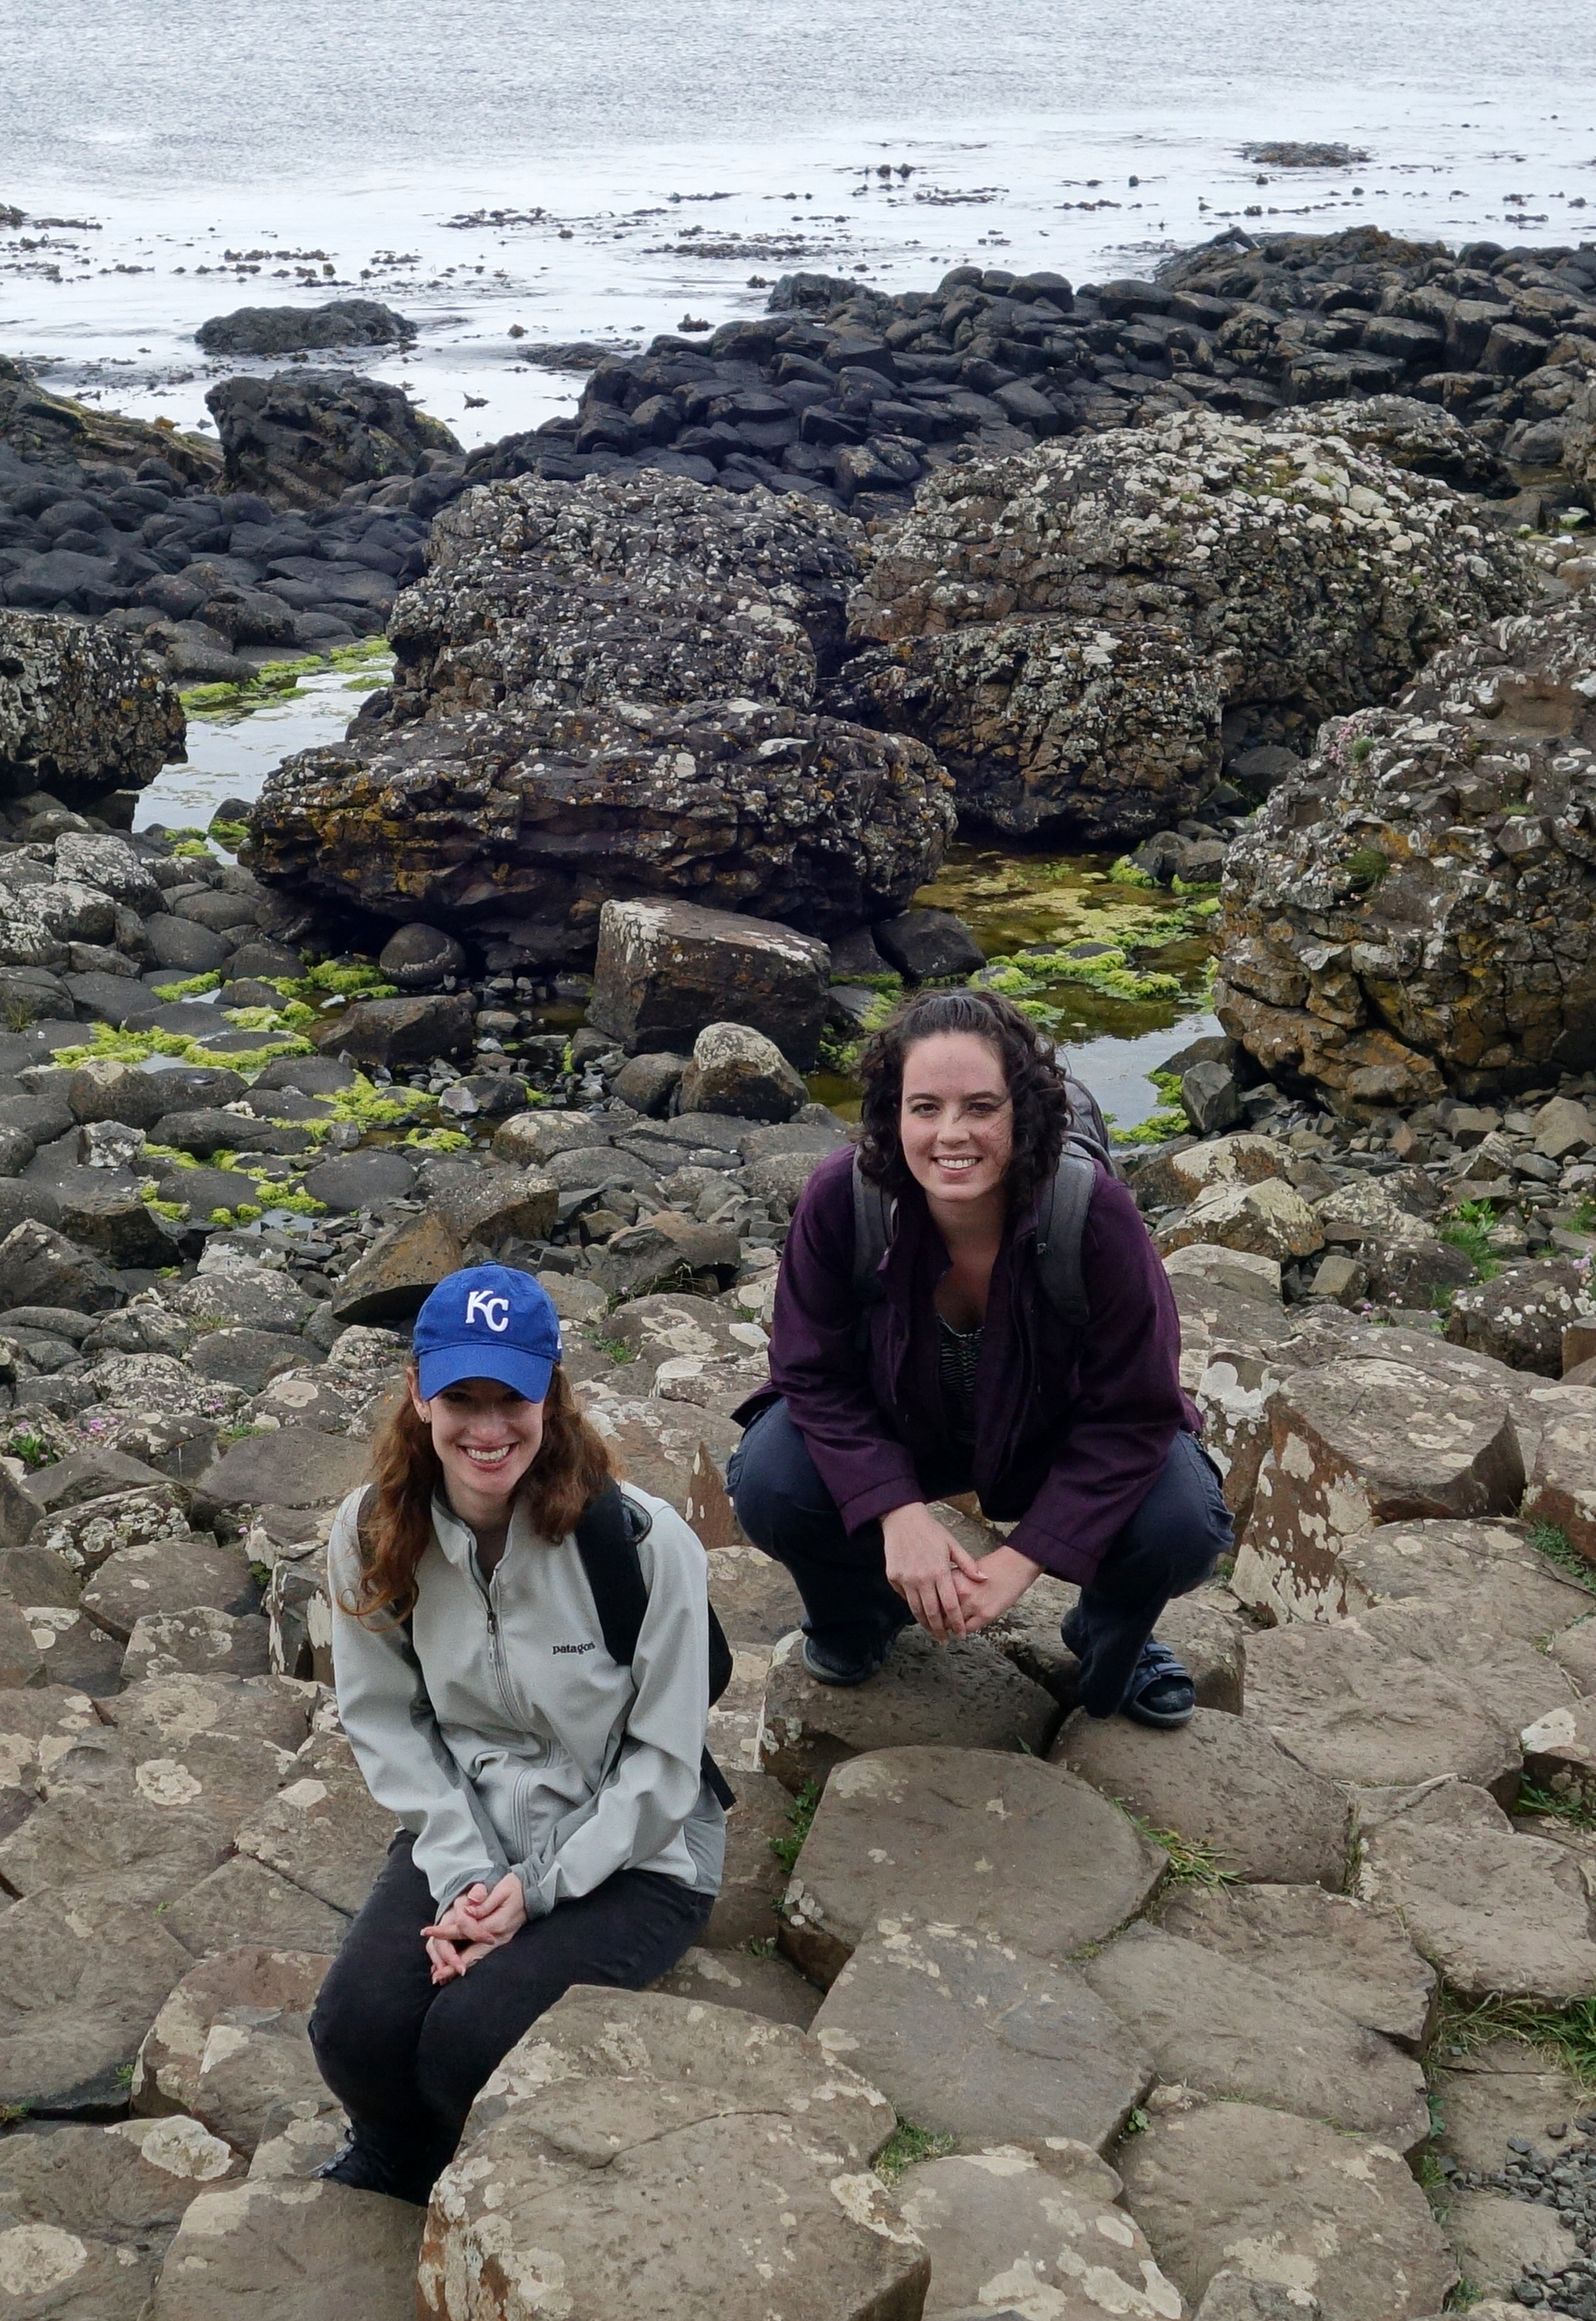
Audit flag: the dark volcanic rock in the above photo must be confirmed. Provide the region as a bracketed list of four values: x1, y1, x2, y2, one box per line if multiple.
[0, 352, 223, 484]
[0, 611, 184, 804]
[246, 695, 953, 964]
[1217, 595, 1596, 1107]
[195, 300, 415, 357]
[204, 370, 461, 508]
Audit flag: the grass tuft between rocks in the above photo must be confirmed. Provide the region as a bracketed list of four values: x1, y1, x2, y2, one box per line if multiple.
[768, 1778, 821, 1874]
[1438, 1993, 1596, 2088]
[1528, 1521, 1596, 1592]
[873, 2122, 955, 2184]
[1125, 1811, 1239, 1889]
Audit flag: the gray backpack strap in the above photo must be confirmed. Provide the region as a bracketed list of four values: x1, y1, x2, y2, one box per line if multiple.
[1060, 1073, 1116, 1175]
[1033, 1148, 1098, 1330]
[850, 1148, 895, 1308]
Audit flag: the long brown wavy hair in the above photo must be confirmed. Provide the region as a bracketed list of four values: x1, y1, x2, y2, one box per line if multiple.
[856, 987, 1075, 1213]
[345, 1364, 613, 1623]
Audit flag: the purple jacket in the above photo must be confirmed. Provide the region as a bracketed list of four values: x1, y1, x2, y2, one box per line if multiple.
[749, 1144, 1198, 1588]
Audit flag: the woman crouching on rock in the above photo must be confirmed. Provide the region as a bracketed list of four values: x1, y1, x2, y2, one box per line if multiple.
[730, 989, 1231, 1721]
[311, 1263, 722, 2202]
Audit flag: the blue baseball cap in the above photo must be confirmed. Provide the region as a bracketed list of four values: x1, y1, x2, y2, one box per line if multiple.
[413, 1264, 563, 1404]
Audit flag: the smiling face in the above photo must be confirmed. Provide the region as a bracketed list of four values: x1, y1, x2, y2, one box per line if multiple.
[898, 1030, 1015, 1215]
[409, 1373, 545, 1524]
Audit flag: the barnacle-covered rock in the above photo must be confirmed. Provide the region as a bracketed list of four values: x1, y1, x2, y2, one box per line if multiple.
[1216, 598, 1596, 1109]
[0, 610, 184, 804]
[245, 697, 953, 963]
[830, 616, 1220, 845]
[384, 467, 865, 721]
[839, 407, 1531, 842]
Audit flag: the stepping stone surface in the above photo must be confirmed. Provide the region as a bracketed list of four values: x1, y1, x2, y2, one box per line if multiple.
[813, 1926, 1154, 2151]
[893, 2142, 1183, 2321]
[758, 1627, 1057, 1795]
[1244, 1601, 1574, 1797]
[417, 1988, 920, 2321]
[0, 1893, 194, 2112]
[650, 1945, 820, 2029]
[150, 2177, 423, 2321]
[1159, 1882, 1437, 2048]
[134, 1948, 333, 2155]
[782, 1745, 1166, 1986]
[1118, 2098, 1458, 2319]
[1080, 1923, 1431, 2152]
[1056, 1705, 1350, 1888]
[81, 1535, 254, 1642]
[1357, 1781, 1596, 2005]
[1234, 1512, 1590, 1636]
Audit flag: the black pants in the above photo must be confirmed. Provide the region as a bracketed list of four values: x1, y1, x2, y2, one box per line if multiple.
[309, 1835, 714, 2185]
[728, 1403, 1231, 1717]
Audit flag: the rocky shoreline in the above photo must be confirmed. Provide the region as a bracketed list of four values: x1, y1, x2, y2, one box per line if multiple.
[0, 223, 1593, 2318]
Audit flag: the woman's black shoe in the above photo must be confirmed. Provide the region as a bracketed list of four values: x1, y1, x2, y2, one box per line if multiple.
[802, 1631, 899, 1687]
[314, 2135, 434, 2205]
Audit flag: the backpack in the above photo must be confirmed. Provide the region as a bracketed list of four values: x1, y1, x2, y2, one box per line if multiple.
[574, 1480, 738, 1811]
[850, 1073, 1115, 1331]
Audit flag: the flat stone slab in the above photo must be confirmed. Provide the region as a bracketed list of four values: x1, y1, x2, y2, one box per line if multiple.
[0, 2221, 158, 2317]
[0, 1892, 195, 2112]
[232, 1735, 393, 1917]
[0, 2113, 239, 2244]
[150, 2178, 423, 2321]
[123, 1607, 273, 1682]
[649, 1945, 820, 2029]
[1234, 1512, 1593, 1638]
[1523, 1405, 1596, 1561]
[1159, 1883, 1437, 2050]
[1444, 2190, 1581, 2301]
[1118, 2096, 1459, 2319]
[1431, 2035, 1589, 2173]
[782, 1745, 1166, 1988]
[134, 1947, 333, 2155]
[1236, 1354, 1525, 1602]
[893, 2142, 1185, 2321]
[702, 1542, 804, 1647]
[1357, 1781, 1596, 2005]
[80, 1535, 254, 1643]
[1244, 1601, 1575, 1800]
[417, 1987, 921, 2321]
[160, 1858, 351, 1962]
[1081, 1923, 1430, 2152]
[0, 1787, 231, 1909]
[31, 1482, 191, 1575]
[1518, 1697, 1596, 1813]
[814, 1925, 1154, 2152]
[197, 1427, 371, 1513]
[758, 1629, 1057, 1795]
[1056, 1706, 1350, 1888]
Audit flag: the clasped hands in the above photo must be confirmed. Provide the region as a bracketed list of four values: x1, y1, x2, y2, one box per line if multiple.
[881, 1502, 1040, 1642]
[422, 1872, 528, 1984]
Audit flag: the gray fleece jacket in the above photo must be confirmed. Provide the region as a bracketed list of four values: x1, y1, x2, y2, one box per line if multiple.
[326, 1482, 725, 1915]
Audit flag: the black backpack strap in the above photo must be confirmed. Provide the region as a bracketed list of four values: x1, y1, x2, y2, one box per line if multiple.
[1033, 1148, 1098, 1330]
[574, 1483, 736, 1812]
[574, 1482, 651, 1668]
[850, 1148, 895, 1308]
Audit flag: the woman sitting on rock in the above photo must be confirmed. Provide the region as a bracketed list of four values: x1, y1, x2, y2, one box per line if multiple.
[730, 989, 1231, 1723]
[312, 1264, 721, 2202]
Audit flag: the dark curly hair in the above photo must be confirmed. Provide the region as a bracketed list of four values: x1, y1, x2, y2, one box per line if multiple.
[856, 988, 1075, 1212]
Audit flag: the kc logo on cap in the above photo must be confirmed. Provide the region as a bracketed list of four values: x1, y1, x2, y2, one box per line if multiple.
[413, 1264, 562, 1404]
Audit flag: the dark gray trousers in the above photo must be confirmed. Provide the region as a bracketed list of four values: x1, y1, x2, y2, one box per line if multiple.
[728, 1404, 1231, 1714]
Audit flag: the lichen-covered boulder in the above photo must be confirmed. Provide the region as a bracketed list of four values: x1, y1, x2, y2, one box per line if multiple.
[385, 468, 865, 716]
[838, 407, 1530, 842]
[245, 697, 952, 962]
[1217, 597, 1596, 1106]
[0, 611, 184, 805]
